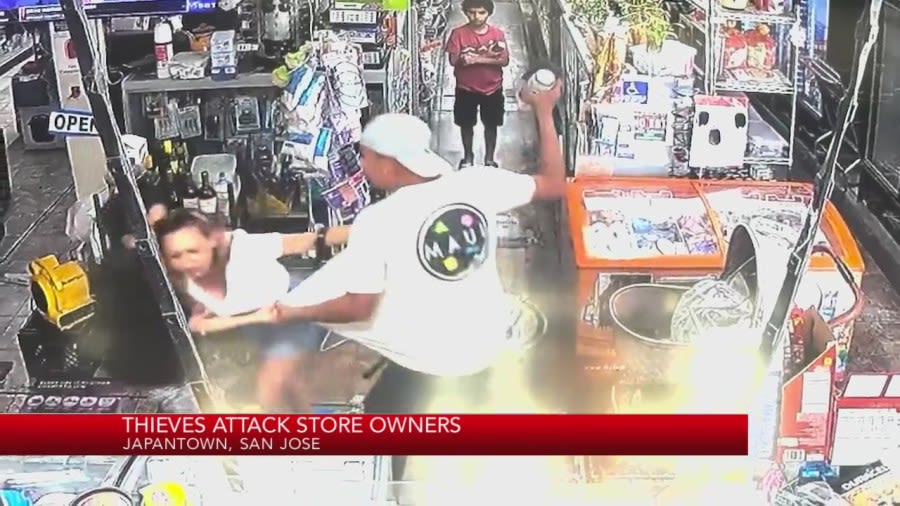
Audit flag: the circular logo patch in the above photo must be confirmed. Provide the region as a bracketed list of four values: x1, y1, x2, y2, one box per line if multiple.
[417, 203, 489, 281]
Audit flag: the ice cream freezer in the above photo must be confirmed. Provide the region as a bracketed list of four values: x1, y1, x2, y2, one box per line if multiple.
[565, 177, 866, 401]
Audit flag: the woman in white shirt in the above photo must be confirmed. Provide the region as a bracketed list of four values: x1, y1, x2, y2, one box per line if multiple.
[149, 206, 347, 412]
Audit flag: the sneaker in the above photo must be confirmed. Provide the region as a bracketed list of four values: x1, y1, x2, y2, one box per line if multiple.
[484, 160, 499, 168]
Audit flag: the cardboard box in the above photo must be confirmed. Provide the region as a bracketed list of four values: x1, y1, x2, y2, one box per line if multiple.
[776, 309, 838, 472]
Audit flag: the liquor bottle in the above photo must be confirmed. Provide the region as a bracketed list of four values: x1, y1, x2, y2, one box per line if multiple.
[214, 172, 230, 217]
[198, 171, 217, 215]
[182, 175, 200, 210]
[163, 169, 182, 209]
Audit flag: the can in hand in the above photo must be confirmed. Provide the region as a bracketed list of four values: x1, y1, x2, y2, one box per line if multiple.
[523, 68, 557, 94]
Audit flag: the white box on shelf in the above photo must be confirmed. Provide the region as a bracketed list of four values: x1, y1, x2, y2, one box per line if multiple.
[689, 94, 749, 168]
[329, 9, 378, 25]
[629, 40, 697, 77]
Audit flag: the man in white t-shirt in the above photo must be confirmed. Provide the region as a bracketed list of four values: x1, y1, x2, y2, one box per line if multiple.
[275, 81, 564, 392]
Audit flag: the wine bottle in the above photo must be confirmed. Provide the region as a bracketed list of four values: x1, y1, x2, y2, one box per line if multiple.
[182, 175, 199, 210]
[163, 170, 182, 209]
[198, 171, 217, 215]
[227, 183, 238, 227]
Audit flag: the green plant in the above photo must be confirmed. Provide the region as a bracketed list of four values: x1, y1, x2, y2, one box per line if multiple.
[618, 0, 671, 51]
[568, 0, 610, 27]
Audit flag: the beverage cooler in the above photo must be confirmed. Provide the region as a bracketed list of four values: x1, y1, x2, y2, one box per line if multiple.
[565, 177, 865, 411]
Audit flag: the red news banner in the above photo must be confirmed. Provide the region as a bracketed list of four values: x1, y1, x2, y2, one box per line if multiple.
[0, 414, 747, 456]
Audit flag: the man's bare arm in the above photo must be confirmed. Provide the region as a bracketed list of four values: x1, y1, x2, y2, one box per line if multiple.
[529, 86, 566, 201]
[280, 225, 351, 256]
[469, 53, 509, 66]
[276, 293, 379, 324]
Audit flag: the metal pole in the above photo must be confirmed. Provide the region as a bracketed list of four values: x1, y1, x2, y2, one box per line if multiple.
[761, 0, 883, 364]
[56, 1, 217, 413]
[408, 5, 421, 119]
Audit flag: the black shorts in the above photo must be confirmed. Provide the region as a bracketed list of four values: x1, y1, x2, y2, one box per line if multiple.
[453, 87, 505, 128]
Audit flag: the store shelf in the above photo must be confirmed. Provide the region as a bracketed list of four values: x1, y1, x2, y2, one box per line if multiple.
[363, 68, 386, 85]
[710, 3, 796, 24]
[122, 72, 276, 94]
[121, 67, 387, 95]
[715, 68, 794, 94]
[680, 12, 706, 34]
[0, 44, 33, 76]
[717, 95, 789, 164]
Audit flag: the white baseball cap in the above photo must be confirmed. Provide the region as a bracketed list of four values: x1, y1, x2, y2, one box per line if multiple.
[360, 113, 453, 178]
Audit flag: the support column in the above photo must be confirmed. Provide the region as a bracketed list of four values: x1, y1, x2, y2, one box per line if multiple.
[49, 20, 107, 202]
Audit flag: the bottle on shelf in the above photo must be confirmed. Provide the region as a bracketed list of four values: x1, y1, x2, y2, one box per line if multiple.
[154, 20, 174, 79]
[163, 170, 182, 209]
[198, 171, 217, 216]
[214, 172, 230, 217]
[182, 174, 200, 210]
[227, 183, 238, 227]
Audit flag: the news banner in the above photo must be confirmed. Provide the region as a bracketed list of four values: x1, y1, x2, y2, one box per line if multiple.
[0, 414, 748, 455]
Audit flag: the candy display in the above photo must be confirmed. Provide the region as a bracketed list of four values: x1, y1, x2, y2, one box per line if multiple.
[581, 190, 719, 259]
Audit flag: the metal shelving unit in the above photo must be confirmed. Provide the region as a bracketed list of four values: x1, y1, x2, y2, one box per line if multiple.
[698, 1, 801, 170]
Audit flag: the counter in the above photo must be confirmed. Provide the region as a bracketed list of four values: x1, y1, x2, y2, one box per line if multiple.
[566, 177, 865, 388]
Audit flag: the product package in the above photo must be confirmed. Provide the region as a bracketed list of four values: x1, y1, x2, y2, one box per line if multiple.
[830, 461, 899, 505]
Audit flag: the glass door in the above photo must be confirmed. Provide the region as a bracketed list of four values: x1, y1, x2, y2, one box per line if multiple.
[867, 1, 900, 192]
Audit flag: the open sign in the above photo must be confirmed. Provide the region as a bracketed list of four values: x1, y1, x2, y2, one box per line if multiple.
[48, 110, 97, 136]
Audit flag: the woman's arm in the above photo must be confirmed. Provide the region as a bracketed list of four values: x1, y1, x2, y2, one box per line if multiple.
[189, 307, 274, 335]
[279, 225, 352, 256]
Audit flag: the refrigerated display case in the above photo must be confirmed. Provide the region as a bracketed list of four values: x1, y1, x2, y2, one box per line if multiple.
[566, 177, 865, 392]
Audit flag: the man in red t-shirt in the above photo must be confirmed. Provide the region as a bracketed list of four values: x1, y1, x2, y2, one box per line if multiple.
[445, 0, 509, 168]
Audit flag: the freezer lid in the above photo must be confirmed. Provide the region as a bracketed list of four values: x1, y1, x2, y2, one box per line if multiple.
[721, 224, 822, 333]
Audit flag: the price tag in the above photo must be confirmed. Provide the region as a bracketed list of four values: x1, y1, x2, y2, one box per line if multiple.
[329, 9, 378, 24]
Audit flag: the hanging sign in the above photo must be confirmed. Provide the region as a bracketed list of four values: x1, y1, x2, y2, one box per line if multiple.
[48, 110, 97, 136]
[382, 0, 408, 11]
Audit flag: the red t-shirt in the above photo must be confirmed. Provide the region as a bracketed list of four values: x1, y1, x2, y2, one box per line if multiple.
[445, 24, 506, 95]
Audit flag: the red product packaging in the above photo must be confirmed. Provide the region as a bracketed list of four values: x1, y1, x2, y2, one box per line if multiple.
[721, 25, 748, 70]
[776, 309, 838, 468]
[744, 25, 776, 70]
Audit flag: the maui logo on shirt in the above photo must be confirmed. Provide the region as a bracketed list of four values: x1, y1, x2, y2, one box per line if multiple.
[417, 203, 489, 281]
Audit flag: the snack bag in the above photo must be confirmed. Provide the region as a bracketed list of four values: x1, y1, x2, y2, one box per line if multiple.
[722, 23, 748, 70]
[745, 25, 777, 70]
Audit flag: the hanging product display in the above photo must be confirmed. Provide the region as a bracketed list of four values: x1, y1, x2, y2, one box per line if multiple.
[273, 34, 371, 223]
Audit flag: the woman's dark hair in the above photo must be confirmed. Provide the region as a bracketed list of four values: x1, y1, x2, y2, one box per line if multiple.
[462, 0, 494, 15]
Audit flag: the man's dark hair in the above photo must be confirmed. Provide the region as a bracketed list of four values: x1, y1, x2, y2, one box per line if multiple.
[462, 0, 494, 15]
